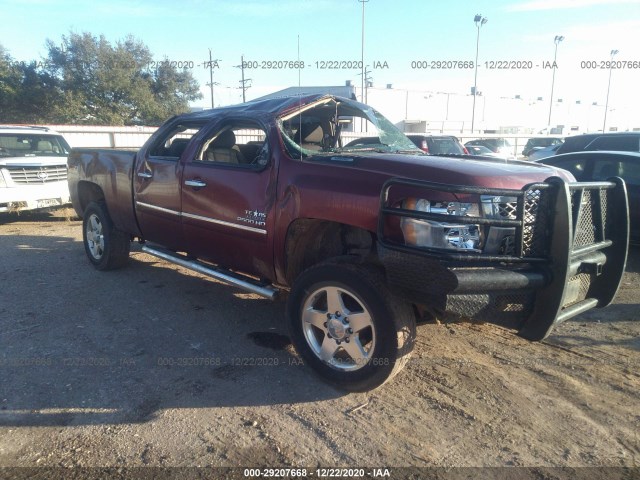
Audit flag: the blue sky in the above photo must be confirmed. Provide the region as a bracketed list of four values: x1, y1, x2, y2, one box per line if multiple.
[1, 0, 639, 111]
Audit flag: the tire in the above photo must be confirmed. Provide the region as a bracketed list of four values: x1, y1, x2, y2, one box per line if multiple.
[82, 201, 130, 271]
[287, 259, 416, 391]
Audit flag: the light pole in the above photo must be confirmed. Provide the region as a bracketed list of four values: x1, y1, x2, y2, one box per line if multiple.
[603, 49, 619, 132]
[547, 35, 564, 128]
[471, 14, 487, 134]
[437, 92, 451, 120]
[358, 0, 369, 105]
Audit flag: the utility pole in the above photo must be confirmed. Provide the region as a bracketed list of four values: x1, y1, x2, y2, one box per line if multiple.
[355, 67, 372, 131]
[358, 0, 369, 105]
[364, 67, 372, 132]
[364, 66, 372, 105]
[358, 0, 369, 133]
[237, 55, 252, 103]
[357, 66, 373, 104]
[206, 49, 221, 109]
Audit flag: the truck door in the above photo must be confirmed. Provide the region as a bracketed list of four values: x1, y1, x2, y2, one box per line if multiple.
[133, 122, 205, 250]
[180, 120, 277, 281]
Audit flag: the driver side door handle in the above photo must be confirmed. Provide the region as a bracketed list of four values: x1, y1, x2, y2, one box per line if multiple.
[185, 179, 207, 188]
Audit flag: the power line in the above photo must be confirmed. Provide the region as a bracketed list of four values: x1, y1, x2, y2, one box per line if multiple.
[205, 49, 221, 109]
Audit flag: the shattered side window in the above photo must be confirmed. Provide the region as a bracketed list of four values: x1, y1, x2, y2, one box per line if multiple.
[279, 116, 327, 158]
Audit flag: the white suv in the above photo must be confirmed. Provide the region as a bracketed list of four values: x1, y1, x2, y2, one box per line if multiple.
[0, 126, 72, 213]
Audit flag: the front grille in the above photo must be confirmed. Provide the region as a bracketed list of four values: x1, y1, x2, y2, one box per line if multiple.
[497, 201, 517, 218]
[445, 291, 535, 328]
[6, 165, 68, 184]
[522, 188, 551, 257]
[572, 189, 597, 247]
[563, 272, 594, 307]
[600, 188, 608, 229]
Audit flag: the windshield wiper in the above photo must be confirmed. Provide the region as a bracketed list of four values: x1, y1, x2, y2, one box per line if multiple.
[340, 146, 389, 153]
[389, 149, 424, 155]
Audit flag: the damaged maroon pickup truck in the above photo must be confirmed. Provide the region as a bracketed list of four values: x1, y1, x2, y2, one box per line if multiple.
[68, 94, 629, 391]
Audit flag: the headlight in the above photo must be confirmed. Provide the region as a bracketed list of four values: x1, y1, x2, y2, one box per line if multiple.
[409, 199, 480, 217]
[402, 196, 519, 255]
[401, 199, 481, 251]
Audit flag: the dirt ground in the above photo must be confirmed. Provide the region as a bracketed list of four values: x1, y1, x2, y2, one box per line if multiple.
[0, 208, 638, 479]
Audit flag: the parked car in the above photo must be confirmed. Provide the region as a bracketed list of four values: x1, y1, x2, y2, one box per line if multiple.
[522, 137, 563, 157]
[465, 144, 507, 159]
[528, 143, 563, 161]
[0, 126, 72, 213]
[556, 132, 640, 155]
[68, 94, 628, 391]
[539, 150, 639, 243]
[465, 138, 514, 159]
[405, 135, 467, 155]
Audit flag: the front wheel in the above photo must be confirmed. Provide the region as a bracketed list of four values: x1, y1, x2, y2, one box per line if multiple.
[287, 260, 416, 391]
[82, 201, 130, 271]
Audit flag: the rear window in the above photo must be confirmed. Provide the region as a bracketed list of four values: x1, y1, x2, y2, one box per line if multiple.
[0, 134, 70, 157]
[148, 123, 206, 159]
[556, 135, 596, 154]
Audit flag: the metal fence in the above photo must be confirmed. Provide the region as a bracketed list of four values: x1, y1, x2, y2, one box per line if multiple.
[47, 125, 157, 150]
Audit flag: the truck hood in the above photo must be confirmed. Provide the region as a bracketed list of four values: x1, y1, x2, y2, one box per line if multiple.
[330, 153, 575, 188]
[0, 156, 68, 168]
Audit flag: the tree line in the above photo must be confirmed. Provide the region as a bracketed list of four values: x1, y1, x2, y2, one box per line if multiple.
[0, 32, 202, 126]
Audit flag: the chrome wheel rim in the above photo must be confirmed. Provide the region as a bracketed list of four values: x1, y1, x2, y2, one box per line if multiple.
[85, 213, 105, 260]
[301, 286, 376, 371]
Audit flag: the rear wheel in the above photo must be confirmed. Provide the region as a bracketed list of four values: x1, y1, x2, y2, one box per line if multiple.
[82, 201, 130, 270]
[287, 260, 416, 391]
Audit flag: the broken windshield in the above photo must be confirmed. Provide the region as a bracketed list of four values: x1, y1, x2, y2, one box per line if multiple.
[278, 97, 422, 158]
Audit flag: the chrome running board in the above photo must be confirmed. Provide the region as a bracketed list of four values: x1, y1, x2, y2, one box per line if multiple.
[141, 245, 279, 300]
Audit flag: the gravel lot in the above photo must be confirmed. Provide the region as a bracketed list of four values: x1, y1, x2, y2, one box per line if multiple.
[0, 208, 638, 479]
